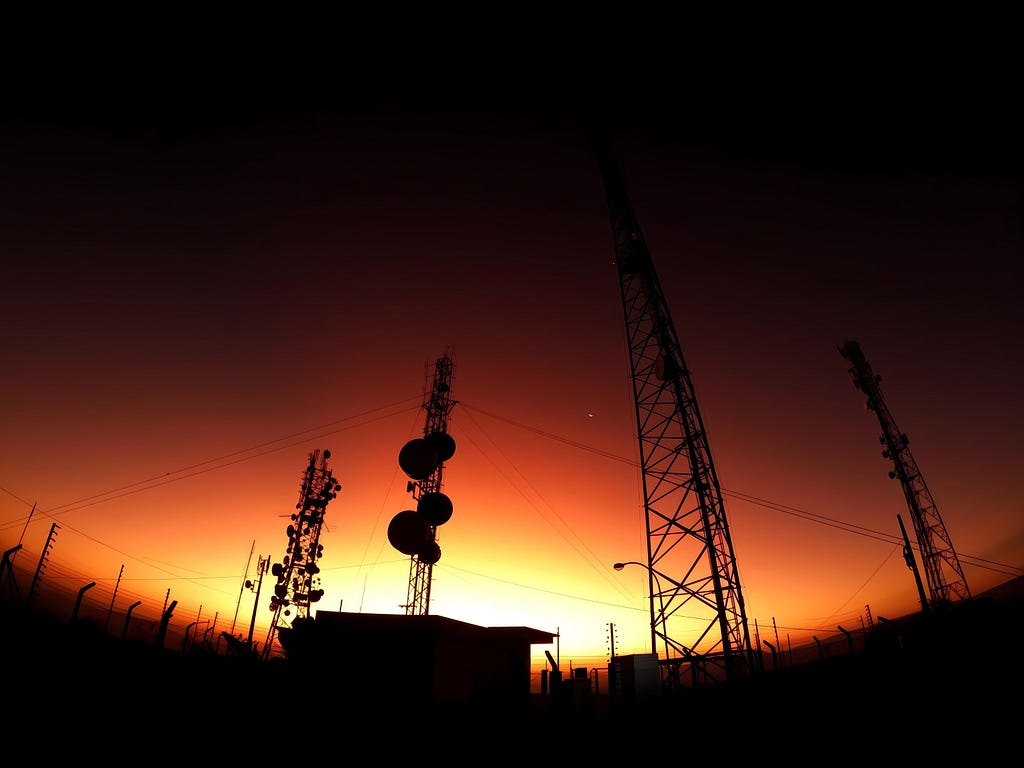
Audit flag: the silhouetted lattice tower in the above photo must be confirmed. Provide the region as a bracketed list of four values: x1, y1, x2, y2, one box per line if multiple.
[263, 448, 341, 659]
[840, 340, 971, 610]
[389, 352, 457, 616]
[592, 129, 753, 686]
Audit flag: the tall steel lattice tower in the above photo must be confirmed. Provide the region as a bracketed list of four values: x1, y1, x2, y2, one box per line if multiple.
[263, 448, 342, 658]
[592, 128, 753, 686]
[388, 352, 458, 616]
[840, 340, 971, 610]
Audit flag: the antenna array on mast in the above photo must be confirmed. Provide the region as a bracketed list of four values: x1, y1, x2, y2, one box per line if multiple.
[388, 351, 458, 616]
[840, 340, 971, 609]
[263, 448, 341, 658]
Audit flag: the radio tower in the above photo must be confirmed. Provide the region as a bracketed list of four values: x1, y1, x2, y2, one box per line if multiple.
[263, 448, 341, 659]
[840, 340, 971, 610]
[388, 352, 457, 616]
[591, 125, 753, 686]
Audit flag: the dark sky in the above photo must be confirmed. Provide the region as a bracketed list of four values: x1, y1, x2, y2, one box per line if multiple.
[4, 19, 1019, 179]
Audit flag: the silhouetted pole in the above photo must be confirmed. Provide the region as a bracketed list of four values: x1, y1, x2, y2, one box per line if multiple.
[838, 625, 854, 656]
[1, 545, 23, 603]
[27, 522, 60, 608]
[813, 635, 823, 661]
[105, 564, 125, 632]
[72, 582, 96, 621]
[545, 649, 561, 701]
[231, 540, 255, 636]
[247, 555, 269, 648]
[122, 600, 141, 640]
[772, 617, 783, 669]
[753, 618, 765, 673]
[13, 502, 36, 566]
[607, 622, 621, 702]
[763, 640, 778, 671]
[156, 600, 177, 649]
[898, 513, 930, 614]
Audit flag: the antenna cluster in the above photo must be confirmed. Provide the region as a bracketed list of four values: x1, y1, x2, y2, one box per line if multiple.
[264, 448, 341, 656]
[388, 353, 457, 616]
[388, 433, 456, 564]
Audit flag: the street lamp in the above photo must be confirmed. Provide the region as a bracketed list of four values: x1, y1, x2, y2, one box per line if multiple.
[612, 560, 658, 656]
[613, 561, 643, 571]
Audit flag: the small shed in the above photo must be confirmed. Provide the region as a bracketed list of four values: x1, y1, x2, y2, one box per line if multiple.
[277, 611, 554, 707]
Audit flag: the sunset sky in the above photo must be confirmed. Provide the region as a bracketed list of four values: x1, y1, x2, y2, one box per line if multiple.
[2, 48, 1020, 677]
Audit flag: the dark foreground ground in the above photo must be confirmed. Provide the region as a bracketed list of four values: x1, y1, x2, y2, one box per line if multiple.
[3, 590, 1021, 760]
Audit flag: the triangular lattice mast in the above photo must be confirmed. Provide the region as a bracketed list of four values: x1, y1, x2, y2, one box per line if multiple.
[593, 126, 753, 687]
[394, 352, 457, 616]
[840, 340, 971, 609]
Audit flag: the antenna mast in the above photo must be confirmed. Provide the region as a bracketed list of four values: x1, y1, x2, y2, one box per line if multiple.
[389, 351, 458, 616]
[263, 448, 341, 659]
[840, 340, 971, 609]
[591, 125, 753, 686]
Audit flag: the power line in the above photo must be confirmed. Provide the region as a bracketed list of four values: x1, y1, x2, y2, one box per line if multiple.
[0, 396, 421, 528]
[4, 394, 1019, 646]
[460, 400, 1024, 578]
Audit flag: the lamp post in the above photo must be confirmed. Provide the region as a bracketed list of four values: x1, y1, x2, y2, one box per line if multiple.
[612, 561, 659, 657]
